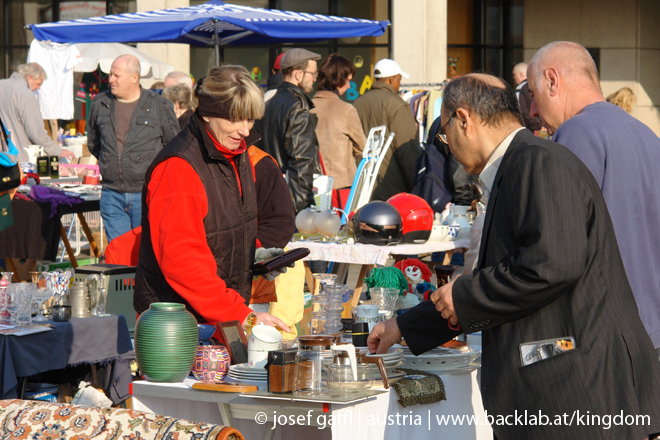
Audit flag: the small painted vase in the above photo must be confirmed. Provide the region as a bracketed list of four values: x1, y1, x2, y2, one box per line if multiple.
[192, 344, 231, 382]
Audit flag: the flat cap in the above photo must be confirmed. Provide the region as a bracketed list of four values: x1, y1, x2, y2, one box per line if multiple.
[280, 48, 322, 70]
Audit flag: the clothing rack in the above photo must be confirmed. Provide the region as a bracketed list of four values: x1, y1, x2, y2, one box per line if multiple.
[400, 81, 449, 90]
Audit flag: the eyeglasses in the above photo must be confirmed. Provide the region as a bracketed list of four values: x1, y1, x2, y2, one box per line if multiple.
[302, 71, 318, 79]
[436, 114, 455, 146]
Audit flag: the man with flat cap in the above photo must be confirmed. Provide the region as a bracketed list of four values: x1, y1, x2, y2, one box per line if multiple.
[259, 48, 322, 213]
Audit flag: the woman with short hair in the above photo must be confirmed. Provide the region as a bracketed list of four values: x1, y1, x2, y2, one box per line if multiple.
[162, 83, 193, 129]
[311, 54, 367, 209]
[134, 65, 290, 331]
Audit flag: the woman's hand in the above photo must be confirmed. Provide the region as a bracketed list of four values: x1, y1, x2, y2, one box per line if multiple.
[243, 311, 292, 334]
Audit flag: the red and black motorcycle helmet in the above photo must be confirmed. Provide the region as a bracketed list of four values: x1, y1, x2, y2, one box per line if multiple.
[386, 193, 434, 243]
[352, 201, 403, 245]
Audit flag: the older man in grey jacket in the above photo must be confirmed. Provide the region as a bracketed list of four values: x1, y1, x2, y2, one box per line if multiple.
[0, 63, 74, 163]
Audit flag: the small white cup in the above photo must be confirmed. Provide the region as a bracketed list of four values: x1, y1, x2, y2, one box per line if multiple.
[247, 324, 282, 368]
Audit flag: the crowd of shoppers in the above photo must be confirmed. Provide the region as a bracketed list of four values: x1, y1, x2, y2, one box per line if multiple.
[12, 42, 660, 439]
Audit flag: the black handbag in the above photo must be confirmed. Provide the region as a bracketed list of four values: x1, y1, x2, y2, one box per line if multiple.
[0, 116, 20, 193]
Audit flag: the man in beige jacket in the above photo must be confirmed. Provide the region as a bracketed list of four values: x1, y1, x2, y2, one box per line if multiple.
[353, 59, 420, 201]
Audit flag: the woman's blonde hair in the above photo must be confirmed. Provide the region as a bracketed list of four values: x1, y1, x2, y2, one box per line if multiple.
[606, 87, 636, 114]
[195, 65, 264, 121]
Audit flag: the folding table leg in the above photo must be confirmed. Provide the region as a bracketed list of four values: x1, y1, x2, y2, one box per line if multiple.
[303, 262, 314, 294]
[263, 426, 275, 440]
[216, 402, 232, 427]
[350, 264, 373, 309]
[77, 213, 101, 258]
[17, 377, 28, 399]
[60, 224, 78, 268]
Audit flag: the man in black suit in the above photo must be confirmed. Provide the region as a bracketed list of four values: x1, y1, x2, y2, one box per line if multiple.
[368, 74, 660, 439]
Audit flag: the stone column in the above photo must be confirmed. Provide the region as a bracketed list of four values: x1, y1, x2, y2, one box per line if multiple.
[391, 0, 448, 85]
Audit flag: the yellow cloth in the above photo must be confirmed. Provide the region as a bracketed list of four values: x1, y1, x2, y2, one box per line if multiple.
[269, 257, 305, 340]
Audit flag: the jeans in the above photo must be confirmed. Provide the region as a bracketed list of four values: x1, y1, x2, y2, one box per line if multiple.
[100, 187, 142, 243]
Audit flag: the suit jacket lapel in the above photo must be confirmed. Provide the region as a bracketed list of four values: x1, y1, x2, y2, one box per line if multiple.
[476, 130, 529, 270]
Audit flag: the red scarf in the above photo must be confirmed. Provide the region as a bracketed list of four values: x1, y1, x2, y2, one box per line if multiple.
[205, 127, 247, 157]
[205, 127, 249, 196]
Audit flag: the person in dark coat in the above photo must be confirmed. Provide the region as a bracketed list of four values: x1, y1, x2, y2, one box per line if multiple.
[258, 48, 322, 213]
[369, 73, 660, 440]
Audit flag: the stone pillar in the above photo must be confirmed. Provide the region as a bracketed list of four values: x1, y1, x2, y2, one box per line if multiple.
[391, 0, 447, 85]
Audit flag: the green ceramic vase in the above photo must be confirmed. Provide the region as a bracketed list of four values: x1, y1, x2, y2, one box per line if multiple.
[135, 302, 198, 382]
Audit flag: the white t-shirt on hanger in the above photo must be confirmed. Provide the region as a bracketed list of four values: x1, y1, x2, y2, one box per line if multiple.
[27, 39, 82, 120]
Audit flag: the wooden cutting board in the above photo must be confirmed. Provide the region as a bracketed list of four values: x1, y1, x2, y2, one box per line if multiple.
[192, 382, 259, 393]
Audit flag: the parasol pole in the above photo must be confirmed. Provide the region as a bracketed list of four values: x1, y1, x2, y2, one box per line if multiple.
[213, 19, 220, 66]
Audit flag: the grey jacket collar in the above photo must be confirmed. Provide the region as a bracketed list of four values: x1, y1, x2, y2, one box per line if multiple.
[10, 72, 29, 90]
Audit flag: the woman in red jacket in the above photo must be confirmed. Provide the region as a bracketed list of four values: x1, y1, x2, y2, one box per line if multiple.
[134, 65, 290, 332]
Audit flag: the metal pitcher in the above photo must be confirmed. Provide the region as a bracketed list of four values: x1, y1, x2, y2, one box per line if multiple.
[69, 280, 92, 318]
[86, 274, 108, 316]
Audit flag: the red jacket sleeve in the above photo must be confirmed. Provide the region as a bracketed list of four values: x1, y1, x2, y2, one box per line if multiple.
[146, 157, 252, 325]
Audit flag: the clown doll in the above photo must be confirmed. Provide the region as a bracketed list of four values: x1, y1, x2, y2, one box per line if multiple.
[393, 258, 433, 297]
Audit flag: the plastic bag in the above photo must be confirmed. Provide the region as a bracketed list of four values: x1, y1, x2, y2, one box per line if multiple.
[71, 381, 113, 408]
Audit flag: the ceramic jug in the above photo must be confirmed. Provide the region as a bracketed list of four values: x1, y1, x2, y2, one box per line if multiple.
[192, 344, 231, 382]
[450, 204, 471, 240]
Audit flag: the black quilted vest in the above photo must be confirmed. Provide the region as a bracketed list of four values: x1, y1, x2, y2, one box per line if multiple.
[133, 112, 258, 322]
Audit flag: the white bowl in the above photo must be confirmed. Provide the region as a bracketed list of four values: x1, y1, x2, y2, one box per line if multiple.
[428, 224, 460, 242]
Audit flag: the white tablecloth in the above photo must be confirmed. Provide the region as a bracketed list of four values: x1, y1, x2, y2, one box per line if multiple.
[131, 370, 492, 440]
[287, 240, 470, 267]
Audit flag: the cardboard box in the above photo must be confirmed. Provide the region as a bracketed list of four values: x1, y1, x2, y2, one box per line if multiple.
[57, 384, 76, 403]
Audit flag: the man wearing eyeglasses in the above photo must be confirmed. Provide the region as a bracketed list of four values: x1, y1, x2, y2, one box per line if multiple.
[259, 48, 322, 213]
[369, 73, 660, 440]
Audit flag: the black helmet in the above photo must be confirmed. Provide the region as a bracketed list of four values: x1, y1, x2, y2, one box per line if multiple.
[352, 201, 403, 245]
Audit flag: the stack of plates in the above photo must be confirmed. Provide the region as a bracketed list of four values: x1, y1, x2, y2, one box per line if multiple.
[365, 347, 404, 375]
[399, 345, 482, 374]
[227, 363, 267, 384]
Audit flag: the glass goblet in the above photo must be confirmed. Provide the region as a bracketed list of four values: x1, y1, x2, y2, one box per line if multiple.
[32, 287, 51, 322]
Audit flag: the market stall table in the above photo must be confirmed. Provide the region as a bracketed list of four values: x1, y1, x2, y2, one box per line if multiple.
[131, 369, 491, 440]
[0, 314, 134, 405]
[286, 240, 469, 308]
[0, 194, 101, 280]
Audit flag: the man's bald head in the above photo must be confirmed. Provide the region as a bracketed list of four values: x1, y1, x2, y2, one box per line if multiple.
[526, 42, 605, 134]
[113, 54, 141, 77]
[442, 73, 524, 128]
[512, 63, 527, 86]
[164, 71, 193, 89]
[528, 42, 599, 90]
[109, 54, 142, 101]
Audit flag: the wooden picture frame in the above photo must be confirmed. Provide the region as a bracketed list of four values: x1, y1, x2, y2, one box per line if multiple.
[216, 320, 248, 365]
